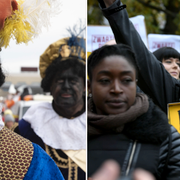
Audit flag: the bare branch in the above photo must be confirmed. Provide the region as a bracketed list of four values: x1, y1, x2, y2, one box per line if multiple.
[136, 0, 176, 18]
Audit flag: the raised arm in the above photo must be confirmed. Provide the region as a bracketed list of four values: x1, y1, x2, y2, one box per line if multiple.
[98, 0, 180, 113]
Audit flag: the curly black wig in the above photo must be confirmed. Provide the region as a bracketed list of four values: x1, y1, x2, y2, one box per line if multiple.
[41, 57, 85, 92]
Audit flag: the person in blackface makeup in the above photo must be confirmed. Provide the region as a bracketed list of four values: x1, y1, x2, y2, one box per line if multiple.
[0, 65, 64, 179]
[97, 0, 180, 113]
[88, 44, 180, 180]
[14, 35, 86, 180]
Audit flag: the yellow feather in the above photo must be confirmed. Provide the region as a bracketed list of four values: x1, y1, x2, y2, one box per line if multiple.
[0, 0, 34, 48]
[0, 0, 61, 48]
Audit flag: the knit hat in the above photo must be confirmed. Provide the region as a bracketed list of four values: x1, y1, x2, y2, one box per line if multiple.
[4, 109, 13, 116]
[4, 114, 15, 123]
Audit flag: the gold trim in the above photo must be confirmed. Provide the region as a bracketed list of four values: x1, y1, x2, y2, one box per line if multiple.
[45, 144, 68, 168]
[68, 158, 78, 180]
[44, 144, 79, 180]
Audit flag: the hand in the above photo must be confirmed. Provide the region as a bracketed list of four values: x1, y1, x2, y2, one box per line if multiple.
[89, 160, 156, 180]
[133, 169, 155, 180]
[103, 0, 116, 8]
[89, 160, 120, 180]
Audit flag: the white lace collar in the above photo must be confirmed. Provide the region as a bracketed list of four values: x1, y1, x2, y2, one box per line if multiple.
[23, 102, 86, 150]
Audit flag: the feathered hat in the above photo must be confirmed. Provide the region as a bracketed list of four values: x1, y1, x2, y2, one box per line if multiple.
[0, 0, 61, 48]
[39, 25, 86, 78]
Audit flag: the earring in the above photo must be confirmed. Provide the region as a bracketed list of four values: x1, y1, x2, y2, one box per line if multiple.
[88, 93, 92, 98]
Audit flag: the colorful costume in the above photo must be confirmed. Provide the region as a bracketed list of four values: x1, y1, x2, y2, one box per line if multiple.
[0, 0, 64, 178]
[0, 122, 64, 179]
[16, 102, 86, 180]
[14, 33, 86, 180]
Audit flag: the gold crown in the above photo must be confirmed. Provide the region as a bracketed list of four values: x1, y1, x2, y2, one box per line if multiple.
[39, 37, 86, 78]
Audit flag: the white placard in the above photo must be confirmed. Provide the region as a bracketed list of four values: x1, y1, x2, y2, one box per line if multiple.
[148, 34, 180, 52]
[87, 15, 148, 52]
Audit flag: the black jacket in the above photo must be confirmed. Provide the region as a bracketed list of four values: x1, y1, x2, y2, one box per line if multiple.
[88, 100, 180, 180]
[98, 0, 180, 113]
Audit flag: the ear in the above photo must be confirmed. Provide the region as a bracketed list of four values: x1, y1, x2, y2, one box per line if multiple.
[50, 83, 53, 95]
[136, 79, 138, 84]
[88, 79, 91, 95]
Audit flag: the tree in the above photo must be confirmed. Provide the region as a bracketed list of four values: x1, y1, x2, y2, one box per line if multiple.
[88, 0, 180, 35]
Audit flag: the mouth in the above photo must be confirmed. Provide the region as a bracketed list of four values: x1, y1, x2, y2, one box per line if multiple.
[106, 100, 126, 107]
[170, 72, 178, 77]
[61, 93, 72, 98]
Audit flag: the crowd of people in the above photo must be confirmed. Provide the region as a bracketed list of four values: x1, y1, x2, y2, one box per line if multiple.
[0, 0, 180, 180]
[87, 0, 180, 180]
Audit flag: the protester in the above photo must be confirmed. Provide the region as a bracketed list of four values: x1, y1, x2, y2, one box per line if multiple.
[97, 0, 180, 113]
[104, 39, 144, 94]
[153, 47, 180, 79]
[87, 44, 180, 180]
[0, 64, 64, 179]
[15, 31, 86, 180]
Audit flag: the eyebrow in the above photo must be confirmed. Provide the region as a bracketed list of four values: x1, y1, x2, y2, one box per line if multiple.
[55, 74, 79, 81]
[166, 58, 180, 62]
[97, 70, 134, 75]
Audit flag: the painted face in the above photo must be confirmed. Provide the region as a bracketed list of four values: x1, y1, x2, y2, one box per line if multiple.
[162, 58, 180, 79]
[89, 55, 137, 115]
[51, 68, 85, 109]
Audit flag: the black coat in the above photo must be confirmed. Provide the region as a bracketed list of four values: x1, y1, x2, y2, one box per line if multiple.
[88, 100, 180, 180]
[98, 0, 180, 113]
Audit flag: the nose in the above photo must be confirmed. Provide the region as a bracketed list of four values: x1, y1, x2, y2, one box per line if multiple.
[63, 79, 70, 89]
[173, 62, 179, 69]
[110, 80, 123, 94]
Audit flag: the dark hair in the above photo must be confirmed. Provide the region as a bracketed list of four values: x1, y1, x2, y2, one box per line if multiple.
[41, 57, 85, 92]
[0, 66, 5, 87]
[153, 47, 180, 62]
[88, 44, 138, 82]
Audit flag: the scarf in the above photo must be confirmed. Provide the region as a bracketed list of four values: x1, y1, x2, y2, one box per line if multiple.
[88, 93, 149, 136]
